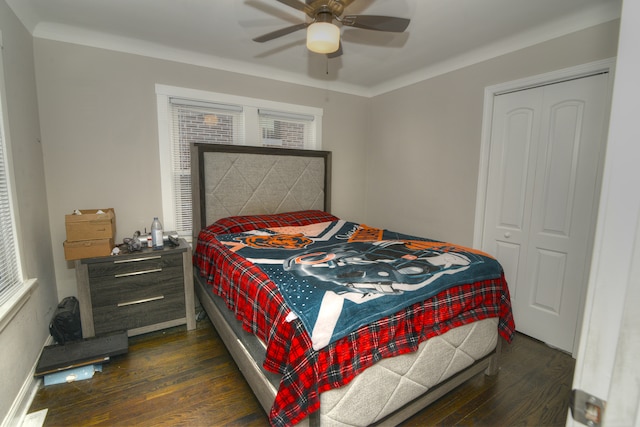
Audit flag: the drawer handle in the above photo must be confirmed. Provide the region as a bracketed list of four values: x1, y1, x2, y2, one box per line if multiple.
[114, 255, 162, 264]
[114, 268, 162, 278]
[118, 295, 164, 307]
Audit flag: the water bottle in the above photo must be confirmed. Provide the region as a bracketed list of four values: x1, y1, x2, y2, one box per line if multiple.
[151, 217, 163, 250]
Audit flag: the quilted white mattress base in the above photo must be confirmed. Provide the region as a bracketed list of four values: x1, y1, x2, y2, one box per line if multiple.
[318, 317, 499, 426]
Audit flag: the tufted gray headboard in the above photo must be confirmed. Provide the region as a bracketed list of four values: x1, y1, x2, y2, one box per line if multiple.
[191, 143, 331, 238]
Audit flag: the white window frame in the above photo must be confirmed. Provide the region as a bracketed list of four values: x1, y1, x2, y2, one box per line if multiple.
[0, 30, 29, 324]
[155, 84, 323, 241]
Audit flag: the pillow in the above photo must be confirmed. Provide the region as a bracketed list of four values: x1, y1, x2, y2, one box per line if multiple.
[205, 210, 339, 235]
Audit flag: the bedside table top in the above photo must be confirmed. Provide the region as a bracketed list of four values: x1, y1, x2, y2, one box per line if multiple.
[77, 238, 189, 265]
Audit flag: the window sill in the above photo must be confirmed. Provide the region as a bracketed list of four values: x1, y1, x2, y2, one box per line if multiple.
[0, 278, 39, 334]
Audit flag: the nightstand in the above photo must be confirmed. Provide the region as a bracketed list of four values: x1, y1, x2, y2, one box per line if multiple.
[74, 238, 196, 338]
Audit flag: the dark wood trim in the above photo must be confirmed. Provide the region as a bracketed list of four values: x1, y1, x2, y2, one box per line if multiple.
[192, 143, 332, 233]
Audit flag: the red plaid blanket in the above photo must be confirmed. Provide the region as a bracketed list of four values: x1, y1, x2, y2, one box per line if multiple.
[194, 211, 515, 427]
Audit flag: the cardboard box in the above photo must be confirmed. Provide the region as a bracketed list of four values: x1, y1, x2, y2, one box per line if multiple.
[64, 239, 114, 261]
[65, 208, 116, 242]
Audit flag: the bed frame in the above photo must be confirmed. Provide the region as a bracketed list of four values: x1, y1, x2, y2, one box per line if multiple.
[190, 143, 501, 426]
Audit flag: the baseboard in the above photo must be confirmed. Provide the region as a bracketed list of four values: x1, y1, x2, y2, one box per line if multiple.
[2, 336, 53, 427]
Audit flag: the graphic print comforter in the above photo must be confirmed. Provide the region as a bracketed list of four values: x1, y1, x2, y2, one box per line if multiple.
[216, 220, 504, 350]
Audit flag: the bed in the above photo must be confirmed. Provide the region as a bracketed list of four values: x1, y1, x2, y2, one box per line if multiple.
[190, 143, 515, 426]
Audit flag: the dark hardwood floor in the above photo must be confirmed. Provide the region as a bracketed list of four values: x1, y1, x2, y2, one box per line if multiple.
[28, 317, 575, 426]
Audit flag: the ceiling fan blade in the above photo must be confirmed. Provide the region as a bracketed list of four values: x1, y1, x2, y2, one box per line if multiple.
[253, 22, 309, 43]
[341, 15, 410, 32]
[276, 0, 314, 17]
[336, 0, 357, 9]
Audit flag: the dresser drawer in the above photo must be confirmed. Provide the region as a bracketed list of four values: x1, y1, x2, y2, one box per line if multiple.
[90, 266, 186, 335]
[90, 265, 184, 306]
[87, 253, 182, 279]
[92, 292, 186, 336]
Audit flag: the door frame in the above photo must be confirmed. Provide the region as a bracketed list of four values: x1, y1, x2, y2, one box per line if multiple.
[473, 58, 616, 356]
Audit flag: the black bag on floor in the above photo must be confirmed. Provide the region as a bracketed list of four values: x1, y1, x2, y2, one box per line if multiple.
[49, 296, 82, 344]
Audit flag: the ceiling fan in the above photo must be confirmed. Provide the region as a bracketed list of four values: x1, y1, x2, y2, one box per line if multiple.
[252, 0, 411, 57]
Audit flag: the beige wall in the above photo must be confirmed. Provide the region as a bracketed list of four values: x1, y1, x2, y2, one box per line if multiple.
[367, 20, 620, 246]
[0, 0, 58, 423]
[33, 40, 370, 299]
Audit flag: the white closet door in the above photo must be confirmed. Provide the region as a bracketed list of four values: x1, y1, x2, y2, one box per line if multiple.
[482, 87, 541, 311]
[482, 73, 608, 353]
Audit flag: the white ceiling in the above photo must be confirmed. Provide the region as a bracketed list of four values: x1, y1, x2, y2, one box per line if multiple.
[6, 0, 621, 97]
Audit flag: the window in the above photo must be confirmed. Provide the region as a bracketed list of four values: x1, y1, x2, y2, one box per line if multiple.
[167, 99, 245, 237]
[259, 109, 317, 149]
[156, 85, 323, 240]
[0, 33, 24, 306]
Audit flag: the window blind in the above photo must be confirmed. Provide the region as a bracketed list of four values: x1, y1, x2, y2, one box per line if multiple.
[168, 99, 245, 237]
[258, 109, 315, 149]
[0, 93, 22, 306]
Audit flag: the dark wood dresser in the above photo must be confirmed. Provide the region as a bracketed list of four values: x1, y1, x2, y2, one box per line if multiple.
[74, 238, 196, 338]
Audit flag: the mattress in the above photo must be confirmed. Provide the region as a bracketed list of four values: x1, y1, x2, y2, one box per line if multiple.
[318, 317, 499, 426]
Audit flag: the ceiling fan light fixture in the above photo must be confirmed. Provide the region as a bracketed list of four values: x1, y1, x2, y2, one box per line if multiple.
[306, 21, 340, 54]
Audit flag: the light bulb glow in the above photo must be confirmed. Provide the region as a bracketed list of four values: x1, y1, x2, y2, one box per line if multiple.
[306, 22, 340, 54]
